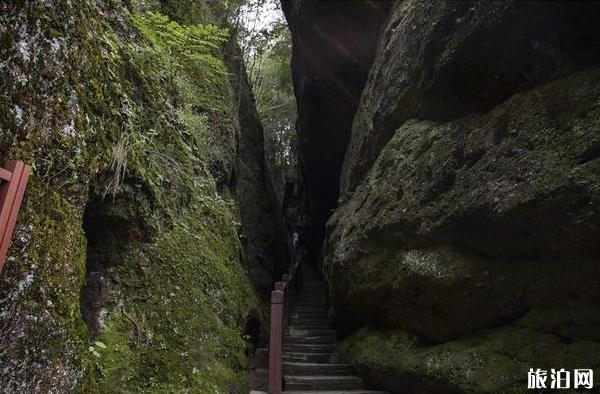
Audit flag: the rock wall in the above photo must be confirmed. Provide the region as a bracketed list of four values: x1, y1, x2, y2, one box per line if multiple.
[340, 0, 600, 197]
[285, 0, 600, 392]
[225, 39, 290, 297]
[0, 1, 285, 392]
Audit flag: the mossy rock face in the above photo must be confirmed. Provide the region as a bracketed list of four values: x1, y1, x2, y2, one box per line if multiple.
[223, 37, 290, 299]
[340, 0, 600, 195]
[324, 65, 600, 388]
[329, 244, 600, 343]
[0, 1, 277, 392]
[339, 305, 600, 393]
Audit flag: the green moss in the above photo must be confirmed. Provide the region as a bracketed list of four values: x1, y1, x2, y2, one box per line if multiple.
[0, 2, 262, 392]
[90, 185, 259, 393]
[340, 318, 600, 393]
[82, 9, 259, 393]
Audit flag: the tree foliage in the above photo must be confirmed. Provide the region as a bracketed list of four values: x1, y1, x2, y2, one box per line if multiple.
[235, 0, 297, 179]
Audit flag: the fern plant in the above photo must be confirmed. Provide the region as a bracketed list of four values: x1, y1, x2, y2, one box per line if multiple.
[130, 11, 229, 89]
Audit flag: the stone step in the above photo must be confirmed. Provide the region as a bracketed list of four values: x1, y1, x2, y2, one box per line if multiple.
[289, 319, 328, 325]
[288, 328, 336, 337]
[289, 323, 329, 328]
[291, 306, 326, 311]
[283, 361, 350, 376]
[283, 352, 334, 363]
[285, 335, 336, 345]
[290, 317, 328, 322]
[284, 391, 389, 394]
[294, 304, 326, 308]
[290, 313, 328, 319]
[252, 391, 389, 394]
[291, 304, 328, 312]
[293, 306, 328, 311]
[292, 310, 328, 315]
[294, 303, 327, 308]
[283, 343, 336, 353]
[290, 315, 328, 320]
[290, 313, 329, 322]
[285, 375, 364, 391]
[288, 324, 330, 330]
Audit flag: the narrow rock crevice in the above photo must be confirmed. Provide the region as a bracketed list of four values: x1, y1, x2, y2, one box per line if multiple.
[282, 0, 394, 261]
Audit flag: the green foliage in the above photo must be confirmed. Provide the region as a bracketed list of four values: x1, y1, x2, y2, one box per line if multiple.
[253, 22, 297, 169]
[236, 0, 297, 199]
[130, 11, 230, 111]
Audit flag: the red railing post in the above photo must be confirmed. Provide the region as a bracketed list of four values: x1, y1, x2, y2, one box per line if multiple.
[0, 160, 31, 276]
[268, 289, 285, 394]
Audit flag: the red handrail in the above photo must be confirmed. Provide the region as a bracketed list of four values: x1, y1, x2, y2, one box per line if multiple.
[268, 260, 301, 393]
[0, 160, 31, 276]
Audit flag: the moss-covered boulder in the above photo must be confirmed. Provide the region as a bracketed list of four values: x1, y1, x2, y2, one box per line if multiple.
[325, 64, 600, 332]
[339, 304, 600, 393]
[340, 0, 600, 196]
[324, 65, 600, 391]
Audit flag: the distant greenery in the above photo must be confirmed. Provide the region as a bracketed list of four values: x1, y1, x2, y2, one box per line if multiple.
[235, 0, 297, 193]
[254, 22, 297, 169]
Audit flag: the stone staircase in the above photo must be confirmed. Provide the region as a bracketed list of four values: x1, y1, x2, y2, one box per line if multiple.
[252, 278, 388, 393]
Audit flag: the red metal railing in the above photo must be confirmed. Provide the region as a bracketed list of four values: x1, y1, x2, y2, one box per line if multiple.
[0, 161, 31, 276]
[268, 258, 301, 393]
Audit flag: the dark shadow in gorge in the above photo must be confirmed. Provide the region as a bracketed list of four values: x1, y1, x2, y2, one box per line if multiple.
[282, 0, 394, 265]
